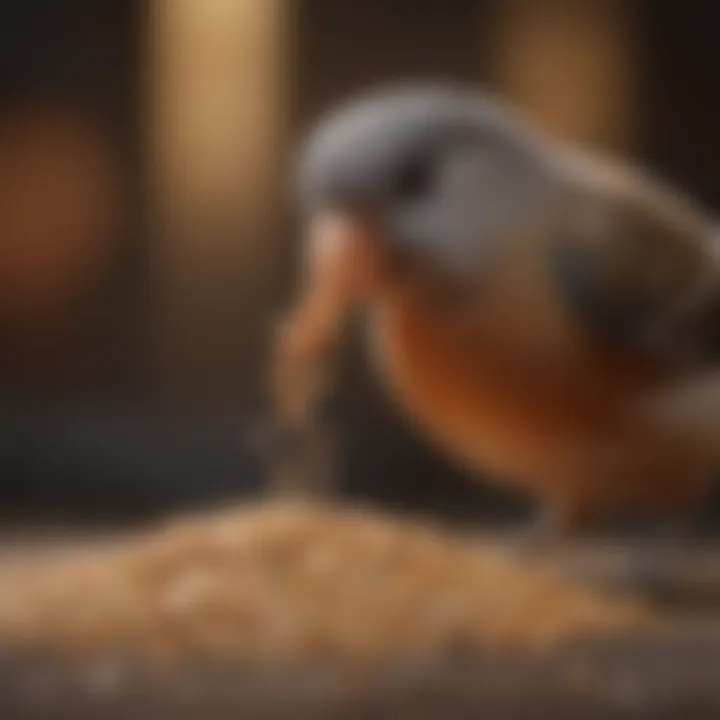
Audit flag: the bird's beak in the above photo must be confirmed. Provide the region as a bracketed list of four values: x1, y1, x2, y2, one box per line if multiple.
[271, 211, 385, 426]
[305, 211, 388, 299]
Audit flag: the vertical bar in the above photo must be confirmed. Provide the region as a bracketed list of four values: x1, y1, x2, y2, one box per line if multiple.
[489, 0, 636, 152]
[148, 0, 288, 403]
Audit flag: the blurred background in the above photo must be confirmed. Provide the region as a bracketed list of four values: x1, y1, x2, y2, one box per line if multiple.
[0, 0, 717, 526]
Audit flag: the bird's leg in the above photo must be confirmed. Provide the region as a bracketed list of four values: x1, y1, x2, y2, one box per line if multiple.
[599, 467, 720, 604]
[514, 496, 598, 558]
[609, 507, 715, 606]
[527, 482, 720, 607]
[514, 496, 658, 597]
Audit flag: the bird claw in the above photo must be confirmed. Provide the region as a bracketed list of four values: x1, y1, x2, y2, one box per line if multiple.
[509, 510, 571, 560]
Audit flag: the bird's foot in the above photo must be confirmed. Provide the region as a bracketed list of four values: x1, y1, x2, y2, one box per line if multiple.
[604, 519, 714, 606]
[509, 505, 582, 560]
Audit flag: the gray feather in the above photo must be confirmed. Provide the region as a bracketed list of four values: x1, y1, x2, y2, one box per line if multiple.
[549, 159, 720, 369]
[297, 83, 568, 277]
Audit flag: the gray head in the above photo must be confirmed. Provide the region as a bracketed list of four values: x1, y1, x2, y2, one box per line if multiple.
[297, 83, 571, 278]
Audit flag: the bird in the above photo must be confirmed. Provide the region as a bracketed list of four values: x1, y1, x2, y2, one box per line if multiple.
[272, 82, 720, 545]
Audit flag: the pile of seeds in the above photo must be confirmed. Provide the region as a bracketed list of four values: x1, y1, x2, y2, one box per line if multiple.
[0, 502, 651, 665]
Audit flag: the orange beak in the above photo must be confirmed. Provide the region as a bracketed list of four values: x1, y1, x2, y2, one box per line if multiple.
[272, 212, 386, 425]
[304, 212, 388, 299]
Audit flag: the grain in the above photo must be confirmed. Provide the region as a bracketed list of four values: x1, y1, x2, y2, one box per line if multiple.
[0, 502, 651, 666]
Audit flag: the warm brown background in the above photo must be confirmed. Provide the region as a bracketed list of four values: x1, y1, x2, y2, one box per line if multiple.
[0, 0, 718, 523]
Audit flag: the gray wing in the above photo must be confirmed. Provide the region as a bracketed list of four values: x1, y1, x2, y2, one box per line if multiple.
[548, 164, 720, 369]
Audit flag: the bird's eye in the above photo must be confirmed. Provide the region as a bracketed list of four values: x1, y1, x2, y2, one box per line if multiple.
[392, 157, 434, 203]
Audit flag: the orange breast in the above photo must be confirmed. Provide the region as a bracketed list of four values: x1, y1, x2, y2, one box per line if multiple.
[369, 285, 662, 494]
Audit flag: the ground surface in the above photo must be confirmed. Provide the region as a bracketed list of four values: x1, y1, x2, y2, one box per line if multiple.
[0, 512, 719, 719]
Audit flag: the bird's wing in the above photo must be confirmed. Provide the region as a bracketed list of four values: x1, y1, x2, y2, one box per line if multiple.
[548, 154, 720, 370]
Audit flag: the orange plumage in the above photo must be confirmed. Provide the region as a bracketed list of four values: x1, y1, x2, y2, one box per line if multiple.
[274, 85, 720, 541]
[274, 202, 715, 539]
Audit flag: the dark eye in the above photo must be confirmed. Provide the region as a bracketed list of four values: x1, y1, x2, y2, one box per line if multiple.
[392, 156, 434, 203]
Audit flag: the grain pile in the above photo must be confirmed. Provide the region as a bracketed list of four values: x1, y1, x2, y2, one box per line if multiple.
[0, 503, 651, 666]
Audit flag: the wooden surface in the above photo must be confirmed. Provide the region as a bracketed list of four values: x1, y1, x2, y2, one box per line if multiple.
[1, 630, 720, 719]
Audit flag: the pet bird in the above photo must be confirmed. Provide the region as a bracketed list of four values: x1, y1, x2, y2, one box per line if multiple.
[273, 83, 720, 543]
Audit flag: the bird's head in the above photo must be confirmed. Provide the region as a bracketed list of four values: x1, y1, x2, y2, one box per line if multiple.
[296, 83, 573, 299]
